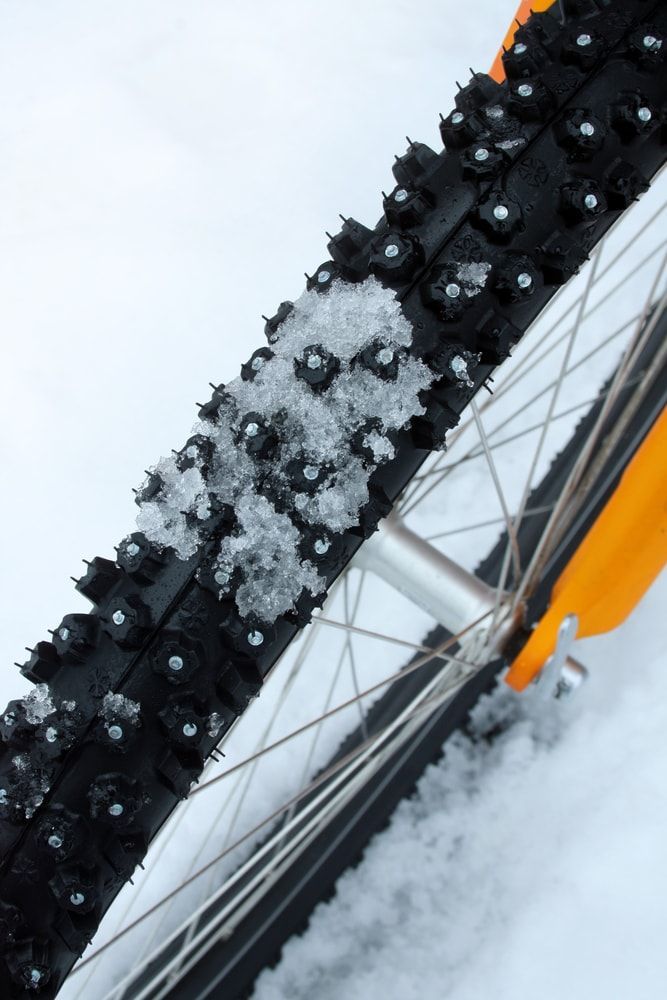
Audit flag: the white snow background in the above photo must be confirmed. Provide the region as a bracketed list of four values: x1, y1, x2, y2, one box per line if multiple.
[0, 2, 665, 999]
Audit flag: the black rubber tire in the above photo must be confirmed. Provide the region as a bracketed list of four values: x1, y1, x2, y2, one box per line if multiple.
[1, 2, 666, 996]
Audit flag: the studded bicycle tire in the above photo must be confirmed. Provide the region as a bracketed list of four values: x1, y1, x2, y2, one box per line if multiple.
[1, 2, 666, 996]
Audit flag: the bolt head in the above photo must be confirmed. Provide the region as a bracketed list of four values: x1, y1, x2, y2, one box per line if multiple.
[314, 538, 330, 555]
[514, 42, 527, 55]
[112, 609, 126, 626]
[244, 422, 259, 438]
[70, 892, 85, 906]
[384, 244, 399, 258]
[125, 541, 141, 558]
[247, 630, 264, 647]
[168, 654, 184, 672]
[517, 83, 533, 98]
[48, 833, 63, 849]
[577, 33, 592, 47]
[317, 270, 331, 283]
[517, 272, 533, 289]
[451, 111, 464, 125]
[493, 205, 509, 221]
[376, 347, 395, 366]
[474, 147, 490, 162]
[108, 724, 123, 741]
[306, 353, 322, 369]
[580, 121, 595, 137]
[445, 282, 461, 299]
[644, 35, 662, 51]
[394, 188, 409, 202]
[584, 193, 599, 210]
[182, 722, 198, 737]
[637, 106, 652, 123]
[108, 802, 124, 817]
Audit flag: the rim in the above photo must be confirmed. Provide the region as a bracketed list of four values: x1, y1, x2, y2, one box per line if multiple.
[59, 172, 667, 1000]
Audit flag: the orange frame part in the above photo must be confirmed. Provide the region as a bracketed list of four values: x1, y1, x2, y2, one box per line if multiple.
[490, 0, 557, 83]
[506, 406, 667, 691]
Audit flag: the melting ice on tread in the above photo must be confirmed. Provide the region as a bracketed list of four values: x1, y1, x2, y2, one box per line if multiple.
[137, 277, 436, 624]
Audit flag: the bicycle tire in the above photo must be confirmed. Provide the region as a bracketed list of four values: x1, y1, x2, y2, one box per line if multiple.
[1, 2, 666, 996]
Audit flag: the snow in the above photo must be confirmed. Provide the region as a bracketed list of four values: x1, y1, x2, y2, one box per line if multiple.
[137, 276, 434, 621]
[0, 1, 664, 998]
[254, 573, 667, 1000]
[21, 684, 56, 726]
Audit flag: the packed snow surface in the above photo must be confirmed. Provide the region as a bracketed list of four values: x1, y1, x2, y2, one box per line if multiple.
[254, 574, 667, 1000]
[136, 277, 435, 621]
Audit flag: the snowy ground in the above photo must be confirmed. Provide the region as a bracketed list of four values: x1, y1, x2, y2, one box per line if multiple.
[0, 2, 665, 999]
[254, 572, 667, 1000]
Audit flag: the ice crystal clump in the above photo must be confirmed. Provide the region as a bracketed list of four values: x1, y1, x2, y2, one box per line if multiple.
[457, 262, 492, 297]
[22, 684, 56, 725]
[101, 692, 141, 726]
[137, 277, 436, 623]
[11, 753, 51, 818]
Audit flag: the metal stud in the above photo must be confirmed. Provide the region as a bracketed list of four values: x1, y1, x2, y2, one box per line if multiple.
[580, 121, 595, 137]
[303, 465, 319, 481]
[182, 722, 198, 738]
[108, 802, 124, 817]
[314, 538, 330, 555]
[474, 147, 490, 162]
[445, 282, 461, 298]
[493, 205, 509, 220]
[384, 244, 399, 258]
[58, 627, 70, 641]
[244, 422, 259, 438]
[376, 347, 395, 366]
[584, 193, 599, 210]
[70, 892, 85, 906]
[317, 270, 331, 283]
[125, 542, 141, 558]
[576, 33, 592, 47]
[514, 42, 527, 55]
[168, 655, 184, 672]
[306, 354, 323, 369]
[517, 83, 533, 98]
[637, 107, 652, 123]
[47, 833, 63, 849]
[111, 610, 126, 626]
[108, 725, 123, 741]
[451, 111, 464, 125]
[247, 630, 264, 647]
[394, 188, 409, 202]
[644, 35, 662, 51]
[517, 272, 533, 289]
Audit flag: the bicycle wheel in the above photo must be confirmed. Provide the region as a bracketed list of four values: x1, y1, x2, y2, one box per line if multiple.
[1, 1, 666, 997]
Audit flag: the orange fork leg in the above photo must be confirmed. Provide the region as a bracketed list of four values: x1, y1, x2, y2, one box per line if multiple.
[506, 406, 667, 691]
